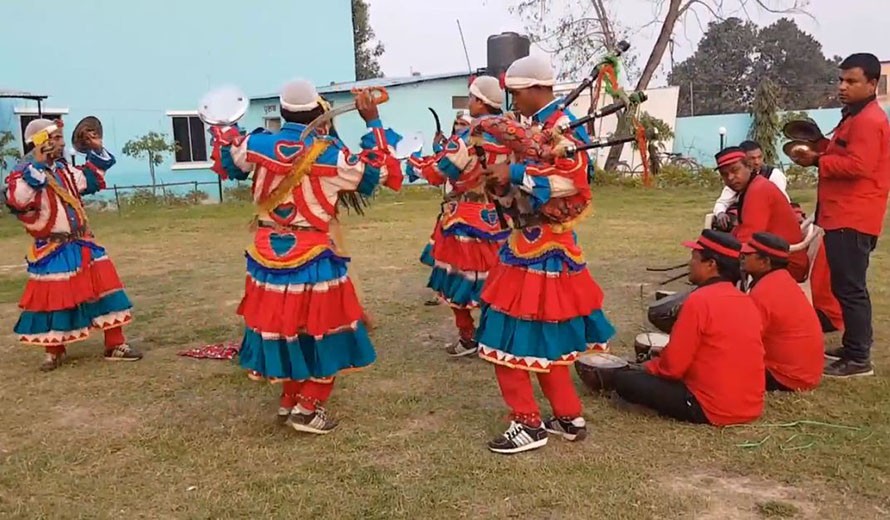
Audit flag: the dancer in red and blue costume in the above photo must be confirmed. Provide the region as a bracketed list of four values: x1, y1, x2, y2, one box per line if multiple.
[475, 55, 615, 455]
[407, 77, 512, 356]
[209, 80, 403, 434]
[4, 119, 141, 372]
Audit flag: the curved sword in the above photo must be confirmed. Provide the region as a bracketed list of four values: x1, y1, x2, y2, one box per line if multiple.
[428, 107, 443, 135]
[300, 87, 390, 141]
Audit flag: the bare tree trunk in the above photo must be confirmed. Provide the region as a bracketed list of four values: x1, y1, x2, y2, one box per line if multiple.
[149, 151, 157, 196]
[603, 0, 683, 171]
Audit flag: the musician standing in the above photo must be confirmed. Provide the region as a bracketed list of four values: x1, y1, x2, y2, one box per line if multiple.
[741, 233, 823, 392]
[794, 53, 890, 378]
[713, 140, 788, 231]
[475, 55, 615, 454]
[406, 76, 512, 357]
[4, 119, 141, 371]
[611, 230, 765, 425]
[208, 80, 403, 434]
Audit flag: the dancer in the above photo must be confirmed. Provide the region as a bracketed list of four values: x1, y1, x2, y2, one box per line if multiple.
[208, 80, 403, 434]
[474, 55, 615, 454]
[407, 77, 511, 356]
[4, 118, 140, 371]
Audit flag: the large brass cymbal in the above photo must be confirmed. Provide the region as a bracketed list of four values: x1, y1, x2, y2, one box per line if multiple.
[72, 116, 103, 154]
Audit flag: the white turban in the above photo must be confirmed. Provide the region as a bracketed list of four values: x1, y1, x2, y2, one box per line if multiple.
[504, 55, 556, 90]
[24, 118, 60, 144]
[469, 76, 505, 109]
[279, 79, 320, 112]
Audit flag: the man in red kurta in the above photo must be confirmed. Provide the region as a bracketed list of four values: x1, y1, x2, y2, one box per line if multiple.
[714, 147, 807, 282]
[742, 233, 823, 392]
[794, 53, 890, 378]
[611, 230, 765, 426]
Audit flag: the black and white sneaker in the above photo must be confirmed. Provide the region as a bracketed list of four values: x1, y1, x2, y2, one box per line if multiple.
[277, 406, 292, 425]
[104, 344, 143, 362]
[487, 421, 548, 454]
[824, 359, 874, 378]
[543, 416, 588, 442]
[446, 338, 478, 358]
[287, 407, 339, 435]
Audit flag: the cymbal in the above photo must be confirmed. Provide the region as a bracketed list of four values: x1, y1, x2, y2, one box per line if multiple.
[782, 119, 824, 142]
[72, 116, 103, 154]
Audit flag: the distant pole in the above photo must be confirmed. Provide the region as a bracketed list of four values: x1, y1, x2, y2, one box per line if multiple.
[456, 20, 473, 73]
[217, 176, 223, 203]
[689, 81, 695, 117]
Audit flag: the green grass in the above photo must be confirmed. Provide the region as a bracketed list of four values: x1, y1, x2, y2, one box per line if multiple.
[0, 186, 888, 519]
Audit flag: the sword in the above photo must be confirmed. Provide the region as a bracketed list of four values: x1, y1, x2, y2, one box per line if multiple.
[428, 107, 443, 135]
[300, 87, 390, 141]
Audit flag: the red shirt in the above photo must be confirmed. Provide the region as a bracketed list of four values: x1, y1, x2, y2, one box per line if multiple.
[817, 100, 890, 236]
[645, 281, 765, 426]
[749, 269, 823, 391]
[733, 175, 808, 282]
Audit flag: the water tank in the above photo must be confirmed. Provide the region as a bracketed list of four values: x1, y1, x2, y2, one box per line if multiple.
[486, 32, 531, 77]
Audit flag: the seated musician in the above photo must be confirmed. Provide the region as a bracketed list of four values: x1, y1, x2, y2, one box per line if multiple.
[713, 140, 789, 231]
[715, 146, 808, 282]
[611, 230, 765, 426]
[741, 232, 823, 392]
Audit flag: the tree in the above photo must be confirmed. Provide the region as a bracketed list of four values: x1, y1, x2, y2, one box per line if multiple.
[121, 132, 179, 194]
[512, 0, 811, 169]
[748, 78, 781, 164]
[352, 0, 384, 80]
[0, 131, 21, 174]
[669, 18, 760, 116]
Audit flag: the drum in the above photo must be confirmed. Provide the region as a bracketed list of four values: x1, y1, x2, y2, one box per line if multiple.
[574, 353, 629, 393]
[633, 332, 670, 362]
[647, 289, 692, 334]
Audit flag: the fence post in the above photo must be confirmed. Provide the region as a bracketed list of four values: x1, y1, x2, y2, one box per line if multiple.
[217, 175, 223, 203]
[113, 185, 121, 216]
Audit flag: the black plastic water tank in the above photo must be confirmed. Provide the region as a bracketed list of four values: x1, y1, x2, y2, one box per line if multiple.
[486, 32, 531, 77]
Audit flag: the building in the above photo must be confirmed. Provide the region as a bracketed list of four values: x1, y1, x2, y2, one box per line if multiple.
[0, 0, 355, 193]
[247, 72, 473, 170]
[879, 60, 890, 106]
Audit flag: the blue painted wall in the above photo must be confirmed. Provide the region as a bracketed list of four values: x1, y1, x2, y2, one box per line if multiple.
[0, 0, 355, 197]
[249, 76, 472, 185]
[672, 108, 848, 168]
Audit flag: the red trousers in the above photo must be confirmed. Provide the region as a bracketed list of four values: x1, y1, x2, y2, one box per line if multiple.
[45, 326, 126, 355]
[452, 308, 475, 341]
[280, 379, 335, 411]
[495, 364, 582, 426]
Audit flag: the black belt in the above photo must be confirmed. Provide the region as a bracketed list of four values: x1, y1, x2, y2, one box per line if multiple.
[256, 221, 320, 232]
[46, 230, 89, 242]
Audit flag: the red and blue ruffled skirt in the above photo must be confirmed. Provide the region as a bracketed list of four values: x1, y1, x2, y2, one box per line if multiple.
[426, 201, 510, 309]
[419, 214, 442, 268]
[236, 227, 375, 382]
[14, 239, 133, 345]
[475, 225, 615, 372]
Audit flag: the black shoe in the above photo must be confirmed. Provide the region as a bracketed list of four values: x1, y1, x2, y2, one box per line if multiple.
[824, 359, 874, 378]
[104, 344, 143, 362]
[543, 416, 588, 442]
[824, 346, 847, 361]
[487, 421, 548, 454]
[287, 407, 339, 434]
[446, 338, 478, 358]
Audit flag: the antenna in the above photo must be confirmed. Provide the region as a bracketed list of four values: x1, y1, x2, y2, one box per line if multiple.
[456, 19, 473, 73]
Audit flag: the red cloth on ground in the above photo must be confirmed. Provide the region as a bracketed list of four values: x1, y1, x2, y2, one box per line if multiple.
[495, 363, 582, 426]
[817, 100, 890, 236]
[733, 175, 808, 282]
[749, 269, 823, 391]
[645, 281, 765, 426]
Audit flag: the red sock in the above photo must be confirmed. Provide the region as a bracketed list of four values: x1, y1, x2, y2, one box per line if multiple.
[494, 364, 541, 427]
[103, 327, 126, 350]
[280, 381, 302, 408]
[452, 308, 475, 341]
[296, 379, 335, 412]
[537, 365, 582, 419]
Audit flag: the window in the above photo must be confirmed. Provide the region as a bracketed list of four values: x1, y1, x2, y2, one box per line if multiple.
[264, 117, 281, 131]
[452, 96, 469, 109]
[14, 107, 69, 154]
[165, 111, 211, 169]
[879, 74, 888, 96]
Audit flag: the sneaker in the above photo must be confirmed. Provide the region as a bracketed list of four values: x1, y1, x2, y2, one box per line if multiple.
[40, 351, 67, 372]
[487, 421, 548, 454]
[277, 407, 292, 424]
[104, 344, 143, 362]
[446, 338, 478, 358]
[543, 416, 588, 442]
[287, 407, 339, 435]
[824, 359, 874, 378]
[824, 346, 847, 361]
